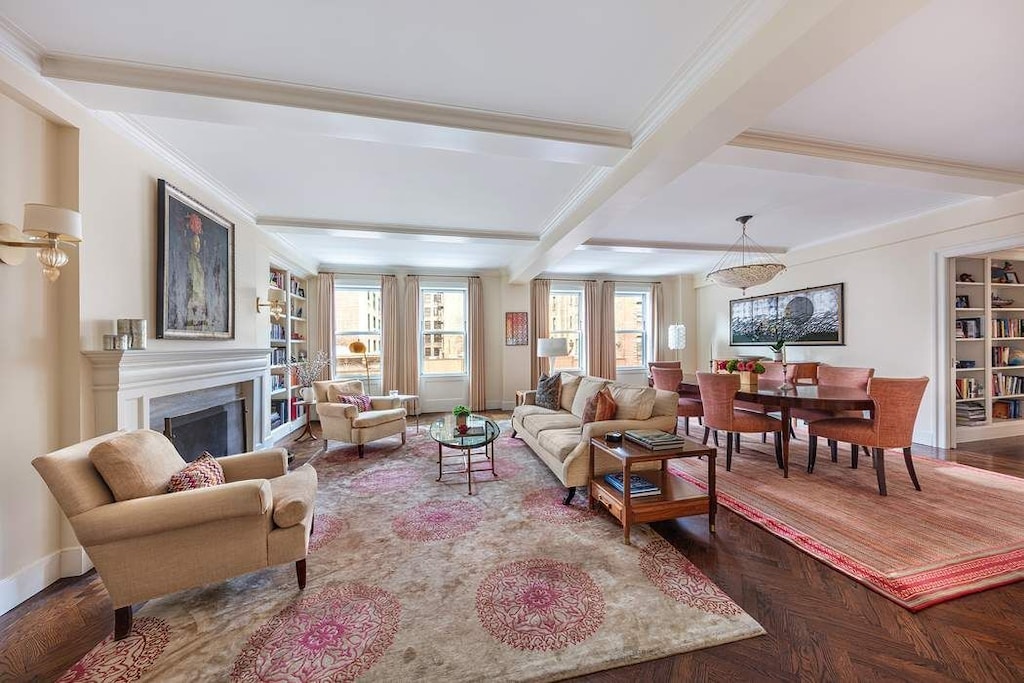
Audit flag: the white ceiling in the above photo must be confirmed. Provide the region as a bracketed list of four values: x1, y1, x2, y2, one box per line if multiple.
[2, 0, 1022, 276]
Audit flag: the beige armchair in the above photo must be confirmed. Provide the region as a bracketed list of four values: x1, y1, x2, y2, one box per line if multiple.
[313, 379, 407, 457]
[32, 429, 317, 640]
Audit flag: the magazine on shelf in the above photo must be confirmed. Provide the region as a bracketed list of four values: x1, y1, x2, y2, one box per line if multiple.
[603, 472, 661, 497]
[624, 429, 687, 450]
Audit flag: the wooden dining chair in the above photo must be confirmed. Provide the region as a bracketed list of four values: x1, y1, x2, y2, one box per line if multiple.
[806, 377, 928, 496]
[651, 366, 703, 436]
[792, 365, 875, 462]
[696, 372, 784, 472]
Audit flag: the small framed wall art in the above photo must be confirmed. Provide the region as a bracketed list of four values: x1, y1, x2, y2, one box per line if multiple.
[505, 312, 528, 346]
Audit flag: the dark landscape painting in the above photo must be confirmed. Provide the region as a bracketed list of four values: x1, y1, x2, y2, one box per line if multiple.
[730, 283, 844, 346]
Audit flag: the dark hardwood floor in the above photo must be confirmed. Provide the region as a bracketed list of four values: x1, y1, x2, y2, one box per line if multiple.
[3, 419, 1023, 682]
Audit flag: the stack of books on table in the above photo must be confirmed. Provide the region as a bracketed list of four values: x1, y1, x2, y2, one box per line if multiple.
[603, 472, 661, 497]
[624, 429, 688, 450]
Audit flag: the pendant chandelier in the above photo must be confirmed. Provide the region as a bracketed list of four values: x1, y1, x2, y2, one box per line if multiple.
[706, 215, 786, 293]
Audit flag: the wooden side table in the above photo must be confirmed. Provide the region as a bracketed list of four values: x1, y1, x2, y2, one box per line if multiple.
[294, 400, 316, 442]
[589, 437, 716, 545]
[394, 394, 420, 432]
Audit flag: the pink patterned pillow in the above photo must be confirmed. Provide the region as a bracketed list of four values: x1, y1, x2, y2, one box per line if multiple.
[337, 393, 373, 412]
[167, 452, 225, 493]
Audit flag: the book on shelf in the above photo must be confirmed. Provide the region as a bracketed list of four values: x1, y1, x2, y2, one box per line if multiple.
[955, 401, 986, 425]
[624, 429, 688, 450]
[603, 472, 661, 497]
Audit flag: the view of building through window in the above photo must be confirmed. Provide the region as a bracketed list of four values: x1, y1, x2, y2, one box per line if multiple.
[421, 288, 467, 374]
[549, 290, 583, 371]
[614, 291, 648, 368]
[334, 286, 382, 379]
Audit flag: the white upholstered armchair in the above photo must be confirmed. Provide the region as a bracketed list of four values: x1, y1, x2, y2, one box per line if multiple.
[312, 379, 407, 457]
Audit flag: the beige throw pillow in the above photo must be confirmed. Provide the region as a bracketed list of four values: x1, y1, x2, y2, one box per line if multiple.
[89, 429, 187, 501]
[609, 385, 658, 421]
[570, 377, 609, 417]
[559, 373, 582, 412]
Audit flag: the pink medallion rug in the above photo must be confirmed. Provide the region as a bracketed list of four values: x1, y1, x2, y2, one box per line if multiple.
[59, 424, 763, 682]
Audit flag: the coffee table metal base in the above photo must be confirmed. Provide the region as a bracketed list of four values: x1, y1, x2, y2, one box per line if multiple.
[436, 442, 497, 495]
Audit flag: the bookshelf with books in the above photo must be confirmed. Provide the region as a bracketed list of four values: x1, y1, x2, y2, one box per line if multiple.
[950, 253, 1024, 442]
[266, 265, 313, 440]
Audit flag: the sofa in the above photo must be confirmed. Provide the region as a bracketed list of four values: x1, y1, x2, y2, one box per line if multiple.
[512, 373, 679, 502]
[312, 379, 407, 457]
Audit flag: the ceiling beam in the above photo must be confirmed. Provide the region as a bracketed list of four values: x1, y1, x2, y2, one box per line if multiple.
[41, 53, 631, 153]
[258, 217, 539, 245]
[580, 238, 786, 254]
[508, 0, 932, 283]
[724, 131, 1024, 195]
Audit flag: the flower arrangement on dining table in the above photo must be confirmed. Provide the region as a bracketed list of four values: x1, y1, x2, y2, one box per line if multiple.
[715, 359, 766, 389]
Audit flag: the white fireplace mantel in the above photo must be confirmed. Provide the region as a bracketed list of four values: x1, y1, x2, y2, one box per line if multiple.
[84, 348, 271, 445]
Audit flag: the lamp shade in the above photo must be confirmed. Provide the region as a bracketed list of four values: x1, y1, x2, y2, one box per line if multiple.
[536, 337, 569, 358]
[667, 324, 686, 350]
[23, 204, 82, 242]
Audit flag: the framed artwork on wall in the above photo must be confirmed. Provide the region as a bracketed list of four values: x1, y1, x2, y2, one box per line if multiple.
[505, 312, 528, 346]
[730, 282, 844, 346]
[157, 179, 235, 339]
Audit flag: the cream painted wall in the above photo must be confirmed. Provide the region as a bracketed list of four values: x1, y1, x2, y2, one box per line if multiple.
[0, 92, 64, 586]
[696, 191, 1024, 446]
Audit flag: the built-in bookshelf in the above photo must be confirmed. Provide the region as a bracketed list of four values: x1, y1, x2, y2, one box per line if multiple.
[267, 266, 311, 439]
[951, 254, 1024, 442]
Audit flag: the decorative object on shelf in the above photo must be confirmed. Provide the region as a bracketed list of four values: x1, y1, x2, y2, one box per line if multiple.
[1010, 349, 1024, 366]
[717, 359, 765, 390]
[992, 293, 1015, 308]
[955, 360, 977, 369]
[116, 319, 148, 350]
[667, 324, 686, 351]
[0, 204, 83, 282]
[453, 404, 470, 427]
[706, 215, 786, 293]
[955, 295, 970, 309]
[768, 339, 786, 362]
[991, 261, 1016, 283]
[256, 297, 285, 320]
[157, 179, 234, 340]
[504, 311, 528, 346]
[102, 334, 131, 351]
[730, 282, 844, 346]
[956, 318, 982, 339]
[286, 349, 330, 402]
[347, 340, 371, 388]
[958, 273, 976, 283]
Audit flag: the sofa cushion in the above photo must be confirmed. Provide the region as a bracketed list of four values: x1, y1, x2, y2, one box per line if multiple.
[582, 387, 618, 424]
[571, 377, 610, 417]
[89, 429, 187, 502]
[167, 452, 225, 493]
[538, 428, 583, 462]
[522, 413, 581, 438]
[336, 393, 373, 412]
[352, 408, 406, 428]
[514, 404, 560, 420]
[326, 381, 366, 403]
[535, 373, 562, 410]
[559, 373, 582, 412]
[269, 464, 317, 528]
[609, 385, 657, 421]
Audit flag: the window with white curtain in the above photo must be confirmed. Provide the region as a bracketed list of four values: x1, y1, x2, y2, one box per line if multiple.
[334, 285, 382, 379]
[549, 288, 584, 372]
[614, 290, 649, 369]
[420, 287, 467, 375]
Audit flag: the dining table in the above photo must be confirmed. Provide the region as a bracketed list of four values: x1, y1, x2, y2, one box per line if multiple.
[676, 375, 874, 478]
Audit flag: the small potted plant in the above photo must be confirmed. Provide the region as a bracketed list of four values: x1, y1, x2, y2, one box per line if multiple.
[768, 340, 786, 362]
[452, 404, 471, 427]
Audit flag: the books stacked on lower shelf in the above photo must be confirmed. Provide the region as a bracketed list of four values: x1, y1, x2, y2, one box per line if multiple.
[603, 472, 661, 497]
[624, 429, 688, 450]
[955, 401, 986, 426]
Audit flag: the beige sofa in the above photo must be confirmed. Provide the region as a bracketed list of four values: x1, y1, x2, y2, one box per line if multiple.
[512, 373, 678, 503]
[312, 379, 407, 457]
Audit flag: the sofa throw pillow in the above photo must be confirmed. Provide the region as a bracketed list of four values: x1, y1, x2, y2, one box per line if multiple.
[167, 452, 226, 493]
[609, 385, 658, 421]
[559, 373, 582, 412]
[535, 373, 562, 410]
[582, 387, 617, 425]
[570, 376, 609, 417]
[337, 393, 373, 412]
[89, 429, 187, 501]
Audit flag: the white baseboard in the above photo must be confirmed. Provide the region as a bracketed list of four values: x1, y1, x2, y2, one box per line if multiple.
[0, 546, 93, 616]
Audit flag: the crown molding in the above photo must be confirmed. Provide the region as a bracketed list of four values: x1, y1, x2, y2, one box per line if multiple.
[258, 216, 539, 245]
[732, 130, 1024, 187]
[96, 112, 256, 223]
[581, 238, 786, 254]
[0, 16, 43, 70]
[41, 53, 631, 149]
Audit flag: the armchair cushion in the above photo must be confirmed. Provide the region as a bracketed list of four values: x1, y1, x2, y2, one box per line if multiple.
[218, 449, 288, 482]
[167, 452, 225, 492]
[352, 408, 407, 428]
[326, 381, 366, 403]
[269, 464, 318, 528]
[336, 393, 373, 411]
[89, 429, 186, 501]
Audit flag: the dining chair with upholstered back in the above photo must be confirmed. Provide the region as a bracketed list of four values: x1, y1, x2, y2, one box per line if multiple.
[793, 365, 875, 462]
[734, 362, 796, 443]
[806, 377, 928, 495]
[651, 366, 703, 436]
[696, 372, 784, 472]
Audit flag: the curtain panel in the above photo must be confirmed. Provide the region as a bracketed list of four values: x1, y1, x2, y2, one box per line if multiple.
[402, 275, 420, 395]
[650, 281, 664, 364]
[585, 280, 602, 377]
[468, 276, 486, 411]
[315, 273, 335, 381]
[381, 274, 400, 393]
[597, 281, 617, 379]
[529, 279, 551, 386]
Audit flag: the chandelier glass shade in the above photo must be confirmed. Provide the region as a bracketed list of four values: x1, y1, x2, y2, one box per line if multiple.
[706, 215, 786, 293]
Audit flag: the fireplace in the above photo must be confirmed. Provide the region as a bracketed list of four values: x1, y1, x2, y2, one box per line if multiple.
[163, 398, 247, 462]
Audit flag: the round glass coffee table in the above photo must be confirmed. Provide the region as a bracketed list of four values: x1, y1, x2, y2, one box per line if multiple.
[428, 414, 501, 495]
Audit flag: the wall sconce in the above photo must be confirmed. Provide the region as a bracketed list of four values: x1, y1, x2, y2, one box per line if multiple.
[0, 204, 83, 282]
[256, 297, 285, 320]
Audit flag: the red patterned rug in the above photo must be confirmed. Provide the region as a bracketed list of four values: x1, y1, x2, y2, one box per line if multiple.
[58, 425, 762, 682]
[668, 436, 1024, 611]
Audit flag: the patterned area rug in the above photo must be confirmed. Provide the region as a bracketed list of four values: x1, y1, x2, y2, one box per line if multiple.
[669, 436, 1024, 611]
[60, 425, 763, 682]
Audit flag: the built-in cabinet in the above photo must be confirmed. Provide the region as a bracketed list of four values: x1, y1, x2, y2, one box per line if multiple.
[267, 266, 311, 439]
[951, 254, 1024, 442]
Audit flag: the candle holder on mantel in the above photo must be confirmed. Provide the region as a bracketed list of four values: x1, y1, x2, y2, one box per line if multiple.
[778, 362, 796, 392]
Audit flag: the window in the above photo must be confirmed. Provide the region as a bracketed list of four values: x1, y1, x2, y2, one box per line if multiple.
[614, 291, 649, 369]
[420, 288, 466, 374]
[549, 289, 584, 372]
[334, 285, 382, 378]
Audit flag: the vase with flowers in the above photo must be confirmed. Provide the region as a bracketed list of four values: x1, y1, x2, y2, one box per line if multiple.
[287, 350, 330, 402]
[716, 359, 766, 390]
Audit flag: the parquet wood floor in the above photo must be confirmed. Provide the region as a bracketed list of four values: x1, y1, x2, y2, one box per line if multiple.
[3, 417, 1022, 682]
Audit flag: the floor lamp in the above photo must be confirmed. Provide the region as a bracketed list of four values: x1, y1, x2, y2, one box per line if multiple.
[537, 337, 569, 376]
